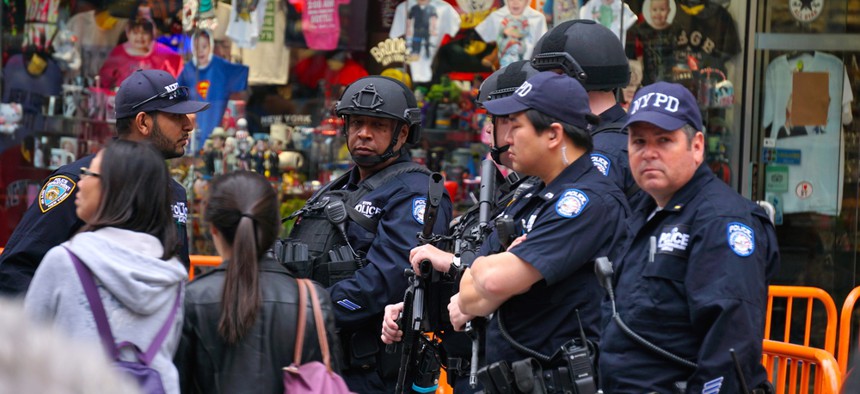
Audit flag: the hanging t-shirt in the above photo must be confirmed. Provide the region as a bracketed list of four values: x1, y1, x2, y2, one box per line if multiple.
[671, 4, 740, 74]
[231, 0, 290, 85]
[763, 52, 854, 216]
[98, 43, 183, 90]
[475, 5, 547, 66]
[3, 54, 63, 113]
[579, 0, 635, 46]
[227, 0, 269, 48]
[67, 10, 128, 79]
[627, 22, 681, 85]
[390, 0, 461, 83]
[292, 0, 351, 50]
[179, 56, 249, 147]
[542, 0, 579, 27]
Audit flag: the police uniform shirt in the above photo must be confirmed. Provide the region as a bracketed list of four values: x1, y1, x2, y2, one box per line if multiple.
[328, 155, 453, 330]
[599, 164, 779, 394]
[0, 155, 191, 295]
[484, 154, 629, 364]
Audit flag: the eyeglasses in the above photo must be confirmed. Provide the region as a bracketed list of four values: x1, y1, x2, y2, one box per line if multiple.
[131, 86, 190, 110]
[80, 167, 100, 178]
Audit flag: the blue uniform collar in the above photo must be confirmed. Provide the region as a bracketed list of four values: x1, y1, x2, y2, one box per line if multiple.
[534, 153, 596, 201]
[636, 163, 717, 214]
[345, 153, 413, 190]
[597, 103, 628, 126]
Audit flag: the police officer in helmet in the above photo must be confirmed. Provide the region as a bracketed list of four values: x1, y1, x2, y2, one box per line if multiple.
[455, 71, 628, 392]
[531, 19, 643, 205]
[598, 82, 779, 393]
[281, 75, 452, 393]
[381, 61, 541, 393]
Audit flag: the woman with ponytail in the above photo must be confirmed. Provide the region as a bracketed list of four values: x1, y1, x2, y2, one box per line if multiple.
[175, 171, 340, 393]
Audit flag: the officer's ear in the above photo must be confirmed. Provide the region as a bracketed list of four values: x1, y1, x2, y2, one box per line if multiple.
[691, 131, 705, 165]
[134, 111, 154, 137]
[545, 122, 564, 149]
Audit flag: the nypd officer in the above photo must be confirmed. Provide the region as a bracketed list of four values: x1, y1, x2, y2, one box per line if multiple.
[531, 20, 641, 203]
[381, 60, 542, 393]
[282, 75, 452, 393]
[598, 82, 779, 393]
[456, 71, 628, 385]
[0, 69, 209, 295]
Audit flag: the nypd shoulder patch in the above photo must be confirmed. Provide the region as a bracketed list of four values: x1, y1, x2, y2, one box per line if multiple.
[412, 197, 427, 224]
[727, 222, 755, 257]
[555, 189, 589, 218]
[590, 154, 611, 176]
[39, 175, 76, 213]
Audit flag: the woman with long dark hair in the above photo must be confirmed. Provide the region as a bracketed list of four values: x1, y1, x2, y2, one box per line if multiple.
[25, 139, 186, 394]
[175, 171, 339, 393]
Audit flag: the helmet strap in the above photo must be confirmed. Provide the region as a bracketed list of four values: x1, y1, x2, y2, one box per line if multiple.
[490, 144, 510, 164]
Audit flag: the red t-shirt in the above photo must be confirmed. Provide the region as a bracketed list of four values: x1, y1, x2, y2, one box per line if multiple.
[98, 42, 183, 90]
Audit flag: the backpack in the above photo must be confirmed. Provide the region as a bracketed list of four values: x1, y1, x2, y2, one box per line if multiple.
[66, 248, 181, 394]
[283, 278, 352, 394]
[275, 162, 431, 286]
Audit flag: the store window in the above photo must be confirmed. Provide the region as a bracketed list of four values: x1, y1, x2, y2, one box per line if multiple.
[745, 0, 860, 307]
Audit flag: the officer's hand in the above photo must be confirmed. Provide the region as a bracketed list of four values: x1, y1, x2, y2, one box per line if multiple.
[409, 244, 455, 274]
[381, 302, 404, 344]
[507, 234, 527, 251]
[448, 293, 475, 332]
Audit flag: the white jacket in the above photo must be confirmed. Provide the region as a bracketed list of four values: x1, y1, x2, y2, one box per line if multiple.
[25, 227, 187, 394]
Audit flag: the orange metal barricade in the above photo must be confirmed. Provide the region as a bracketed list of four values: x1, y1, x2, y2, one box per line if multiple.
[766, 285, 838, 356]
[838, 286, 860, 375]
[188, 255, 222, 281]
[762, 340, 842, 394]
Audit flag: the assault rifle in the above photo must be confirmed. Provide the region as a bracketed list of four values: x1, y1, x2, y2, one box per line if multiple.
[394, 172, 446, 394]
[461, 159, 497, 387]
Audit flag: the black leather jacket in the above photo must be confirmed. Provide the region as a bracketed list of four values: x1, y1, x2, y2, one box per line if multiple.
[175, 257, 342, 394]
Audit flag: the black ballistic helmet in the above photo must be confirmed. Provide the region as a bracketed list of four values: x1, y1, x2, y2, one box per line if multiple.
[531, 19, 630, 91]
[477, 60, 541, 106]
[477, 60, 541, 165]
[336, 75, 423, 144]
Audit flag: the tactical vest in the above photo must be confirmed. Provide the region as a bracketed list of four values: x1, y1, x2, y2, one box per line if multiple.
[274, 162, 431, 287]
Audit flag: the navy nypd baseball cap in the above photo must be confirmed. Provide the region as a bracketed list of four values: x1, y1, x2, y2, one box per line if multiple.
[624, 82, 704, 132]
[115, 69, 210, 119]
[482, 71, 596, 130]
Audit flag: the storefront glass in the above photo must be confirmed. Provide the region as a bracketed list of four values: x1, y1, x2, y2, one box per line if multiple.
[744, 0, 860, 308]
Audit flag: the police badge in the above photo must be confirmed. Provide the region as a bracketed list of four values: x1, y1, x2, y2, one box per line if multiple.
[727, 222, 755, 257]
[555, 189, 589, 218]
[38, 175, 76, 213]
[590, 153, 611, 176]
[412, 197, 427, 224]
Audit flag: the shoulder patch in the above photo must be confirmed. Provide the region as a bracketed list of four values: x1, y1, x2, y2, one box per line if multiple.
[590, 153, 611, 176]
[412, 197, 427, 224]
[727, 222, 755, 257]
[39, 175, 76, 213]
[555, 189, 589, 218]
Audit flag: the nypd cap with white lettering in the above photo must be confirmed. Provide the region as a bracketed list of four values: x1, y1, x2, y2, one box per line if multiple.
[115, 69, 210, 119]
[624, 82, 703, 132]
[482, 71, 595, 130]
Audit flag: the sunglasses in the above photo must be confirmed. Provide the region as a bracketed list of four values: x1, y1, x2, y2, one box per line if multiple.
[131, 86, 190, 110]
[80, 167, 100, 178]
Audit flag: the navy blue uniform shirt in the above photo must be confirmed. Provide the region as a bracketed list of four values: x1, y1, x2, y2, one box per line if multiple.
[484, 154, 629, 364]
[0, 154, 191, 295]
[327, 155, 453, 330]
[599, 164, 779, 393]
